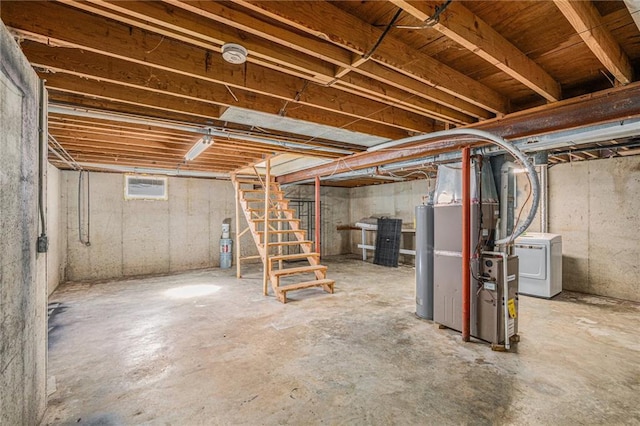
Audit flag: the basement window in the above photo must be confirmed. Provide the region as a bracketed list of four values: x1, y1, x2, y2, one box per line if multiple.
[124, 175, 168, 200]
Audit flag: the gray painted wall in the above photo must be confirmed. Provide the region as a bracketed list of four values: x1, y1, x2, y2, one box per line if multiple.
[0, 21, 47, 424]
[63, 171, 258, 281]
[549, 157, 640, 301]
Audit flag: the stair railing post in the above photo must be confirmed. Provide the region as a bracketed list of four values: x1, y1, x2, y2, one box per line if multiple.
[232, 173, 242, 278]
[263, 158, 271, 296]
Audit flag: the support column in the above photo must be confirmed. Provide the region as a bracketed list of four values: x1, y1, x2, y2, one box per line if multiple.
[462, 146, 471, 342]
[233, 173, 242, 278]
[315, 176, 321, 260]
[263, 159, 271, 295]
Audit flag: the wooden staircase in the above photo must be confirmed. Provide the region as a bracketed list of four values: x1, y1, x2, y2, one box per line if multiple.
[231, 168, 334, 304]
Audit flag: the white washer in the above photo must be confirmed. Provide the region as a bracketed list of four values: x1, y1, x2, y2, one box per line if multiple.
[514, 233, 562, 298]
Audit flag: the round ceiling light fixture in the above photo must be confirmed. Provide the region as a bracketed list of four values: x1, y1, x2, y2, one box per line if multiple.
[221, 43, 248, 65]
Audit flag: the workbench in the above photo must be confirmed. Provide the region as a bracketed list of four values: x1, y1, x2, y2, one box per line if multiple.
[337, 224, 416, 261]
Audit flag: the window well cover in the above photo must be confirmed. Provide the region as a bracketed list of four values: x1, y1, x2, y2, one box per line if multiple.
[125, 175, 168, 200]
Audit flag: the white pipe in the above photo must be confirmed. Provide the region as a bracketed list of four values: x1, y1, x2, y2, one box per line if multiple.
[369, 128, 539, 245]
[540, 164, 548, 233]
[500, 161, 517, 245]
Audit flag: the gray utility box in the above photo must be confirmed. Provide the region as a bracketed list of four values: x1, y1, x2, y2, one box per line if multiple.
[433, 202, 497, 335]
[477, 255, 519, 346]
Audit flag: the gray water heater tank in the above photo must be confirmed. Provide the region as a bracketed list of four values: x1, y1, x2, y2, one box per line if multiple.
[415, 204, 434, 320]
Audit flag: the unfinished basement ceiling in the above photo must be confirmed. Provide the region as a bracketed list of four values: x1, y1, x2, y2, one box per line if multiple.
[3, 0, 640, 185]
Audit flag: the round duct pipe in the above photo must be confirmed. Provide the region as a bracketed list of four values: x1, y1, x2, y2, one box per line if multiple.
[369, 128, 540, 245]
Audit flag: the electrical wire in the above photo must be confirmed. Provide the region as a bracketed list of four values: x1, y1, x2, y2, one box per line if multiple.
[363, 8, 403, 60]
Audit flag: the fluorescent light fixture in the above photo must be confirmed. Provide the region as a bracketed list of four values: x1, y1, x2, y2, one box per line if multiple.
[185, 135, 213, 161]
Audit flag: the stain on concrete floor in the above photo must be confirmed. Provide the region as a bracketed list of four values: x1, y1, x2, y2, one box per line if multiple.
[43, 256, 640, 425]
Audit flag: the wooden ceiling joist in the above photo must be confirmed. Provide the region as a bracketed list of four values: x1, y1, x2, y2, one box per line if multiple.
[49, 112, 366, 154]
[71, 0, 479, 125]
[5, 2, 436, 136]
[231, 0, 508, 114]
[49, 93, 229, 130]
[55, 152, 238, 172]
[390, 0, 562, 102]
[554, 0, 634, 85]
[159, 0, 488, 121]
[3, 0, 640, 180]
[55, 140, 258, 167]
[43, 72, 412, 142]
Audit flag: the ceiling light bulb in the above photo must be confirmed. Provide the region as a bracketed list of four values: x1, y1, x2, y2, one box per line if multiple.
[222, 43, 248, 64]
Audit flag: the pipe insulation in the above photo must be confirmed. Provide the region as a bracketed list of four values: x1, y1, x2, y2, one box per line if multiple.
[369, 129, 540, 245]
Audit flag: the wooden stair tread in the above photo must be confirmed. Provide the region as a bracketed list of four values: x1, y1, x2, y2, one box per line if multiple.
[270, 252, 319, 262]
[266, 240, 313, 246]
[243, 198, 288, 202]
[278, 279, 335, 292]
[271, 265, 327, 277]
[235, 180, 276, 184]
[257, 229, 304, 234]
[251, 218, 299, 222]
[234, 173, 333, 304]
[241, 189, 284, 193]
[246, 207, 294, 211]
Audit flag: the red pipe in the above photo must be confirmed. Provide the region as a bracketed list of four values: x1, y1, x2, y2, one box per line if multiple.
[462, 146, 471, 342]
[315, 176, 321, 259]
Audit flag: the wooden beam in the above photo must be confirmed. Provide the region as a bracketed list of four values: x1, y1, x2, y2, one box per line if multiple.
[349, 62, 492, 120]
[36, 59, 418, 141]
[50, 118, 345, 161]
[67, 0, 337, 81]
[162, 0, 488, 120]
[554, 0, 634, 85]
[332, 75, 474, 126]
[54, 139, 258, 167]
[51, 152, 239, 172]
[48, 112, 364, 154]
[277, 82, 640, 183]
[49, 92, 229, 129]
[50, 132, 264, 163]
[49, 122, 194, 144]
[4, 2, 433, 135]
[28, 42, 432, 134]
[49, 124, 187, 146]
[47, 92, 418, 159]
[234, 0, 508, 114]
[390, 0, 561, 102]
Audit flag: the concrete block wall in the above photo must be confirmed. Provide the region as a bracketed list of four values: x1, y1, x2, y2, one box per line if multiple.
[548, 157, 640, 302]
[0, 21, 47, 425]
[63, 172, 258, 281]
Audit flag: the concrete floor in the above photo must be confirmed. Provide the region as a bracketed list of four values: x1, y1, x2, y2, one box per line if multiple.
[43, 256, 640, 425]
